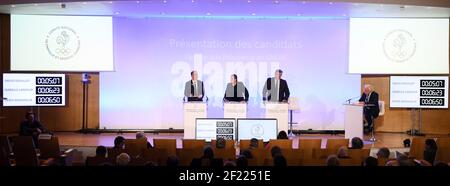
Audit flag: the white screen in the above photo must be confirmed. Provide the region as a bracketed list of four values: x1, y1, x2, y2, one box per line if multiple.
[390, 76, 448, 108]
[237, 119, 277, 142]
[349, 18, 449, 74]
[3, 73, 66, 106]
[195, 119, 235, 142]
[11, 15, 113, 72]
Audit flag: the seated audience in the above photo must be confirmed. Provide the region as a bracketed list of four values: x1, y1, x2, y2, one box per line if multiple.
[337, 146, 350, 159]
[116, 153, 131, 166]
[136, 131, 153, 148]
[270, 146, 282, 158]
[350, 137, 364, 149]
[216, 138, 226, 149]
[224, 160, 236, 167]
[273, 154, 287, 167]
[236, 156, 248, 167]
[85, 146, 109, 166]
[113, 136, 126, 149]
[249, 138, 259, 150]
[376, 147, 391, 159]
[277, 131, 288, 140]
[19, 111, 48, 147]
[423, 139, 438, 165]
[326, 155, 340, 166]
[95, 146, 107, 158]
[190, 147, 223, 167]
[166, 155, 179, 167]
[403, 139, 411, 147]
[240, 149, 253, 159]
[362, 156, 378, 166]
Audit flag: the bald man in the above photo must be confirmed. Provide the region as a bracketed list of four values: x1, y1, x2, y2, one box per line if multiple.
[358, 84, 380, 134]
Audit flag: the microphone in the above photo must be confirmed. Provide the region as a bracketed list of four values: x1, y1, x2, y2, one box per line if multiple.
[345, 96, 360, 104]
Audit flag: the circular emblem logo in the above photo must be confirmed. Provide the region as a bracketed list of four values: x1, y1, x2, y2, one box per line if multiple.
[45, 26, 80, 60]
[251, 124, 264, 138]
[383, 29, 416, 63]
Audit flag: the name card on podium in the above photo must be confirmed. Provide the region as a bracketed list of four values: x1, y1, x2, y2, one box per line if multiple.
[224, 102, 247, 119]
[344, 103, 363, 140]
[264, 102, 289, 133]
[184, 102, 207, 139]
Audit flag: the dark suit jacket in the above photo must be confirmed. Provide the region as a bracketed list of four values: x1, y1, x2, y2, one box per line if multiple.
[263, 78, 290, 102]
[184, 80, 204, 101]
[359, 91, 380, 118]
[224, 82, 249, 102]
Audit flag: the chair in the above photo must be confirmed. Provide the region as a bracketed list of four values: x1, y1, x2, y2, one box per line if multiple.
[0, 135, 12, 156]
[11, 136, 53, 166]
[213, 148, 236, 161]
[124, 138, 148, 157]
[348, 149, 370, 165]
[107, 148, 126, 159]
[298, 139, 322, 159]
[177, 148, 203, 166]
[154, 139, 177, 156]
[38, 137, 75, 166]
[239, 139, 264, 150]
[435, 138, 450, 163]
[281, 149, 303, 166]
[301, 158, 326, 166]
[408, 137, 426, 159]
[85, 156, 113, 166]
[247, 149, 266, 166]
[268, 139, 292, 149]
[325, 139, 349, 150]
[182, 139, 205, 150]
[211, 139, 235, 149]
[370, 101, 385, 142]
[141, 148, 168, 166]
[312, 149, 336, 159]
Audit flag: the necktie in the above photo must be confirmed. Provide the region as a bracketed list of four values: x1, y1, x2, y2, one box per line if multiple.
[275, 79, 279, 101]
[194, 82, 198, 97]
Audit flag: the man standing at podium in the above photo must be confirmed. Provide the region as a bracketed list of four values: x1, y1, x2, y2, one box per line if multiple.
[224, 74, 249, 102]
[184, 70, 204, 101]
[262, 69, 290, 102]
[358, 84, 380, 134]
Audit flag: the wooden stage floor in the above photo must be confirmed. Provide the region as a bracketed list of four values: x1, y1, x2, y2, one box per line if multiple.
[54, 132, 447, 149]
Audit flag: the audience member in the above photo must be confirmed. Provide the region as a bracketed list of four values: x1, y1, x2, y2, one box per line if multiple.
[350, 137, 364, 149]
[116, 153, 131, 166]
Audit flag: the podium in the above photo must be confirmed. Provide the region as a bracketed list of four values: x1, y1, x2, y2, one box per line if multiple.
[344, 103, 363, 140]
[183, 102, 207, 139]
[265, 102, 289, 133]
[224, 102, 247, 119]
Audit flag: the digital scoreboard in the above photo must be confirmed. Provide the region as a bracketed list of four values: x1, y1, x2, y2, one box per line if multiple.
[390, 76, 448, 108]
[3, 73, 66, 106]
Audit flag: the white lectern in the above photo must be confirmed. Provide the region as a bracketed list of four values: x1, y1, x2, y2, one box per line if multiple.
[265, 102, 289, 133]
[184, 102, 207, 139]
[224, 102, 247, 119]
[344, 103, 363, 140]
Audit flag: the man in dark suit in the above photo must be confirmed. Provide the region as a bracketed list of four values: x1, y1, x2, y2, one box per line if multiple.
[184, 70, 204, 102]
[358, 84, 380, 133]
[224, 74, 249, 102]
[262, 69, 290, 102]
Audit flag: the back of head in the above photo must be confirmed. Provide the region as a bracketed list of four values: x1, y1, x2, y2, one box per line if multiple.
[425, 139, 437, 150]
[403, 139, 411, 147]
[116, 153, 130, 166]
[249, 138, 259, 149]
[351, 137, 364, 149]
[337, 146, 349, 158]
[95, 146, 107, 158]
[363, 156, 378, 166]
[241, 149, 253, 159]
[277, 131, 288, 140]
[166, 155, 179, 167]
[326, 155, 340, 166]
[273, 154, 287, 167]
[136, 131, 146, 139]
[377, 147, 390, 159]
[271, 146, 282, 158]
[216, 138, 226, 149]
[203, 147, 214, 159]
[236, 156, 248, 167]
[114, 136, 125, 149]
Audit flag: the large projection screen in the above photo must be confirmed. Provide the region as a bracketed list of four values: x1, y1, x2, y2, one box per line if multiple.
[349, 18, 449, 74]
[11, 15, 114, 72]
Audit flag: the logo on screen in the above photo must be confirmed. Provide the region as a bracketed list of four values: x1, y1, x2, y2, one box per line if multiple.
[251, 124, 264, 137]
[383, 29, 416, 63]
[45, 26, 80, 60]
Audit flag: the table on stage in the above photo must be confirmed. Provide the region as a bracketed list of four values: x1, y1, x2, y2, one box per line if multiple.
[183, 102, 207, 139]
[264, 102, 289, 133]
